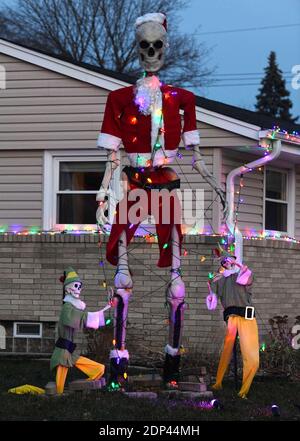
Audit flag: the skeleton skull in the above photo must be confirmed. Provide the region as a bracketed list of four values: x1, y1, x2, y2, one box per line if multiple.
[136, 19, 167, 72]
[65, 281, 83, 298]
[221, 256, 236, 270]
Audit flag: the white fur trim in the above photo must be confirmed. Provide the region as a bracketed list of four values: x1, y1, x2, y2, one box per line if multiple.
[86, 310, 105, 329]
[110, 349, 129, 360]
[127, 146, 178, 168]
[151, 86, 164, 159]
[135, 75, 161, 116]
[63, 294, 86, 311]
[236, 268, 252, 285]
[128, 149, 177, 167]
[182, 130, 200, 147]
[165, 344, 179, 357]
[97, 133, 121, 151]
[135, 13, 166, 29]
[135, 75, 167, 166]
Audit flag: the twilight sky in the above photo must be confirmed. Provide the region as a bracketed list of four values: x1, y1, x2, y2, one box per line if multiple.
[1, 0, 300, 120]
[180, 0, 300, 120]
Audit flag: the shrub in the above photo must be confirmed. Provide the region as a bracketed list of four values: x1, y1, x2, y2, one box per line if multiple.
[259, 315, 300, 378]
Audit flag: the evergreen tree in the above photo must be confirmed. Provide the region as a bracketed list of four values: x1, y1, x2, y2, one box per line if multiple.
[256, 51, 297, 123]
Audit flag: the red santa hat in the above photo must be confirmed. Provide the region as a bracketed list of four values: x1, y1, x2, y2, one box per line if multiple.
[135, 12, 167, 31]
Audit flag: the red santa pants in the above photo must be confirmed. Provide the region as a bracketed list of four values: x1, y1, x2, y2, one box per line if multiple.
[106, 167, 183, 267]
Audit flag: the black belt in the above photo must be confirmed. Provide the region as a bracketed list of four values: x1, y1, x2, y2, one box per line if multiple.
[55, 337, 77, 353]
[223, 306, 255, 322]
[123, 165, 180, 191]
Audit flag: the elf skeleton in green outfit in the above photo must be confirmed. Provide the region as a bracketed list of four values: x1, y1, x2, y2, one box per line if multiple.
[50, 267, 110, 394]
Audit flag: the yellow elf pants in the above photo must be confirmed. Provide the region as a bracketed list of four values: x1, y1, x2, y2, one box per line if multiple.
[56, 356, 105, 394]
[212, 315, 259, 398]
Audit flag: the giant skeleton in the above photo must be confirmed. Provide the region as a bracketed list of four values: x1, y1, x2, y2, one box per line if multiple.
[96, 13, 227, 386]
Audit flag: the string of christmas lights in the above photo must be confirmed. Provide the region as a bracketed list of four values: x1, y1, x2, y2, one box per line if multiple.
[267, 125, 300, 144]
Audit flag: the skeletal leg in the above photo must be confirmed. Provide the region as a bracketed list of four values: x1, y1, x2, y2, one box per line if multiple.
[163, 226, 186, 384]
[115, 231, 132, 289]
[109, 230, 132, 387]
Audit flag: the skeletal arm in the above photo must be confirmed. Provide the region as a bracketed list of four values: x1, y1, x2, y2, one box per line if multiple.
[96, 150, 120, 226]
[236, 265, 253, 286]
[192, 145, 228, 219]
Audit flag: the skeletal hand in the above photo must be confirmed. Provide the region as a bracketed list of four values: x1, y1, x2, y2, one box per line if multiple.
[216, 188, 228, 221]
[206, 282, 217, 310]
[96, 188, 110, 230]
[96, 200, 109, 228]
[239, 264, 248, 273]
[206, 293, 218, 310]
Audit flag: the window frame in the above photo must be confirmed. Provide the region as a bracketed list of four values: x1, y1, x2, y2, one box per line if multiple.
[13, 322, 42, 339]
[43, 150, 120, 230]
[263, 166, 295, 236]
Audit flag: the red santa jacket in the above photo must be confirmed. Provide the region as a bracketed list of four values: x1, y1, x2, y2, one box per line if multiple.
[97, 84, 200, 154]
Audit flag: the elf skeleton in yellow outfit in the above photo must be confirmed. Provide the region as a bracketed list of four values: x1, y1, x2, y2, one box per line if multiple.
[206, 254, 259, 399]
[50, 267, 109, 394]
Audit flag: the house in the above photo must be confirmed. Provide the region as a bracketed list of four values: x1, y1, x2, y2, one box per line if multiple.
[0, 38, 300, 357]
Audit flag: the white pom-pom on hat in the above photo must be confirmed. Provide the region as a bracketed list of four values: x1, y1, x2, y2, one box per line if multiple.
[135, 12, 167, 30]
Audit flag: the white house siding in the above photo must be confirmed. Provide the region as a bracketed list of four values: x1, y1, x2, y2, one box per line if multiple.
[197, 121, 255, 148]
[0, 53, 108, 150]
[0, 150, 43, 228]
[0, 53, 109, 230]
[221, 149, 264, 234]
[295, 164, 300, 239]
[0, 51, 269, 234]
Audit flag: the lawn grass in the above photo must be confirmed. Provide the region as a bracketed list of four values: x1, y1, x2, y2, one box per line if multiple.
[0, 359, 300, 421]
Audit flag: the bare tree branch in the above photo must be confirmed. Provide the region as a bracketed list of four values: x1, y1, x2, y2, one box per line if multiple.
[0, 0, 215, 89]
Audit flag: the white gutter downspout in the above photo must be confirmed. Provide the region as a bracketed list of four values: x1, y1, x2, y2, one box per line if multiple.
[226, 138, 282, 264]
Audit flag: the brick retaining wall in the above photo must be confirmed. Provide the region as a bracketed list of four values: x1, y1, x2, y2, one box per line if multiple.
[0, 233, 299, 356]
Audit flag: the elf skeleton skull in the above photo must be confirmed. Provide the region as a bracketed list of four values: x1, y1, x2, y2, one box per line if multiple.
[135, 13, 167, 72]
[65, 281, 82, 298]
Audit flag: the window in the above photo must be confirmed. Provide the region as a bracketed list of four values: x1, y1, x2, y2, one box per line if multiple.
[264, 169, 288, 232]
[13, 322, 42, 338]
[57, 161, 105, 224]
[43, 151, 120, 230]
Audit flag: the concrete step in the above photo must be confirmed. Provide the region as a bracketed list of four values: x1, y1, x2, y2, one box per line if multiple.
[128, 374, 162, 382]
[68, 378, 106, 391]
[178, 382, 207, 392]
[160, 390, 213, 399]
[124, 391, 158, 399]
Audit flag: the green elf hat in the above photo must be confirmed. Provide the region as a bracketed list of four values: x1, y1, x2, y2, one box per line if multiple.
[60, 267, 82, 287]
